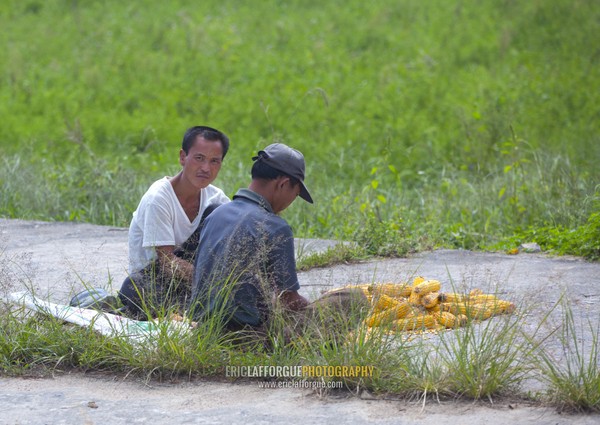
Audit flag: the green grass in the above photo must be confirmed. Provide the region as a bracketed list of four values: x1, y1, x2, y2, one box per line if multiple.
[296, 243, 367, 271]
[1, 0, 598, 258]
[531, 297, 600, 412]
[437, 312, 531, 400]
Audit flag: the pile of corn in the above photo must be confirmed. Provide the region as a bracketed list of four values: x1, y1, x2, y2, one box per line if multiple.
[337, 277, 515, 332]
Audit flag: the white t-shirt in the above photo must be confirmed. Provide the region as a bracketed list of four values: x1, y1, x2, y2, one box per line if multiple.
[127, 177, 229, 273]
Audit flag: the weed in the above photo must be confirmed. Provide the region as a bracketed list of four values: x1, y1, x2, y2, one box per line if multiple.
[532, 298, 600, 412]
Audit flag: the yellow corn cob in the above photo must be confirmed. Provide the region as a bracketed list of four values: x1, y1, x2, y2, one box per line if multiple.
[469, 297, 516, 315]
[497, 300, 516, 314]
[469, 288, 484, 297]
[404, 304, 427, 317]
[434, 311, 457, 328]
[421, 292, 440, 309]
[481, 299, 516, 314]
[365, 301, 412, 326]
[441, 302, 468, 316]
[370, 283, 413, 298]
[394, 301, 412, 318]
[439, 292, 468, 303]
[474, 305, 494, 320]
[455, 314, 468, 326]
[408, 290, 421, 305]
[413, 279, 442, 295]
[392, 314, 437, 331]
[443, 302, 495, 319]
[412, 276, 426, 287]
[372, 294, 401, 312]
[426, 304, 441, 313]
[365, 310, 395, 327]
[469, 294, 499, 304]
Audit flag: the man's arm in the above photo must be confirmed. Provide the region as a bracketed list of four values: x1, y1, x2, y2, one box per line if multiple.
[278, 290, 309, 311]
[156, 246, 194, 286]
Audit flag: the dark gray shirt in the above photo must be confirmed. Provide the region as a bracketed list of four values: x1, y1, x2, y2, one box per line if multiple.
[191, 189, 300, 327]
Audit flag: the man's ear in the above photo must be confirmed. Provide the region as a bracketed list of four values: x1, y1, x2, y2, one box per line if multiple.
[179, 149, 186, 166]
[278, 176, 290, 189]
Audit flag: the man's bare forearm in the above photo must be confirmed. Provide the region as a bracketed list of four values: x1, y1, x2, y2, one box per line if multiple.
[156, 247, 194, 287]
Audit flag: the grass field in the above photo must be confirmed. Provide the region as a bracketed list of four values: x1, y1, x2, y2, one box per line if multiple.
[1, 0, 598, 258]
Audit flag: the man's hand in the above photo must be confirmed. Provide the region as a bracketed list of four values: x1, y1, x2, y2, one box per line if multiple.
[156, 246, 194, 287]
[279, 290, 309, 311]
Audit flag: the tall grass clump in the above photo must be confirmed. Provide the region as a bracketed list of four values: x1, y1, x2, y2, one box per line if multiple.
[286, 319, 421, 396]
[0, 305, 125, 375]
[436, 302, 532, 400]
[377, 333, 450, 402]
[0, 288, 240, 381]
[532, 298, 600, 412]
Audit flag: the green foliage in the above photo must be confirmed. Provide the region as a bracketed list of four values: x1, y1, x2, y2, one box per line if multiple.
[495, 207, 600, 261]
[353, 216, 416, 257]
[0, 0, 598, 259]
[0, 147, 154, 226]
[527, 217, 599, 261]
[438, 313, 531, 399]
[296, 243, 366, 271]
[0, 309, 126, 374]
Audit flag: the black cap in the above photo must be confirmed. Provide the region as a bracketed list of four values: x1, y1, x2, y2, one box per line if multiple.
[253, 143, 313, 203]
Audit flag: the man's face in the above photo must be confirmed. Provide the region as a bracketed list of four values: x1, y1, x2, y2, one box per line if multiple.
[179, 136, 223, 190]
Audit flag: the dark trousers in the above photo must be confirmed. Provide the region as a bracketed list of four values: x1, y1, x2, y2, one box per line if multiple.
[118, 260, 191, 319]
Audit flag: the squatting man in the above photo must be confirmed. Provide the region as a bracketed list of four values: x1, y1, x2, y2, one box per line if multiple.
[189, 143, 367, 339]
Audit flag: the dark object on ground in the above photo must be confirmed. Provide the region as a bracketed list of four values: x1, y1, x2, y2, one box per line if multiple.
[69, 287, 124, 314]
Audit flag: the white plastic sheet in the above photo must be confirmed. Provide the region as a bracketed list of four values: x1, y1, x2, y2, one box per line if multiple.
[8, 291, 191, 343]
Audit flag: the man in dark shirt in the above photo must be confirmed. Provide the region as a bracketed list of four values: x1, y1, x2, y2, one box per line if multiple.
[190, 143, 312, 332]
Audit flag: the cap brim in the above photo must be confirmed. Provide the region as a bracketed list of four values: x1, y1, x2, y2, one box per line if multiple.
[299, 181, 313, 204]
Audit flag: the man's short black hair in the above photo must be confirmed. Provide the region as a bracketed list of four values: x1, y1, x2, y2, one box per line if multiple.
[182, 126, 230, 158]
[251, 160, 300, 187]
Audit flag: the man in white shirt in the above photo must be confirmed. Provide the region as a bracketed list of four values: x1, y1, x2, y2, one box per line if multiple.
[118, 126, 230, 318]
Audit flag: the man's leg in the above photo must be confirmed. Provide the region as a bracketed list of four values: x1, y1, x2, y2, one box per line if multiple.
[118, 273, 146, 319]
[118, 262, 161, 320]
[118, 261, 189, 319]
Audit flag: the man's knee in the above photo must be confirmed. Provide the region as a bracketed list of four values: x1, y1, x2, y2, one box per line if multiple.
[118, 274, 147, 318]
